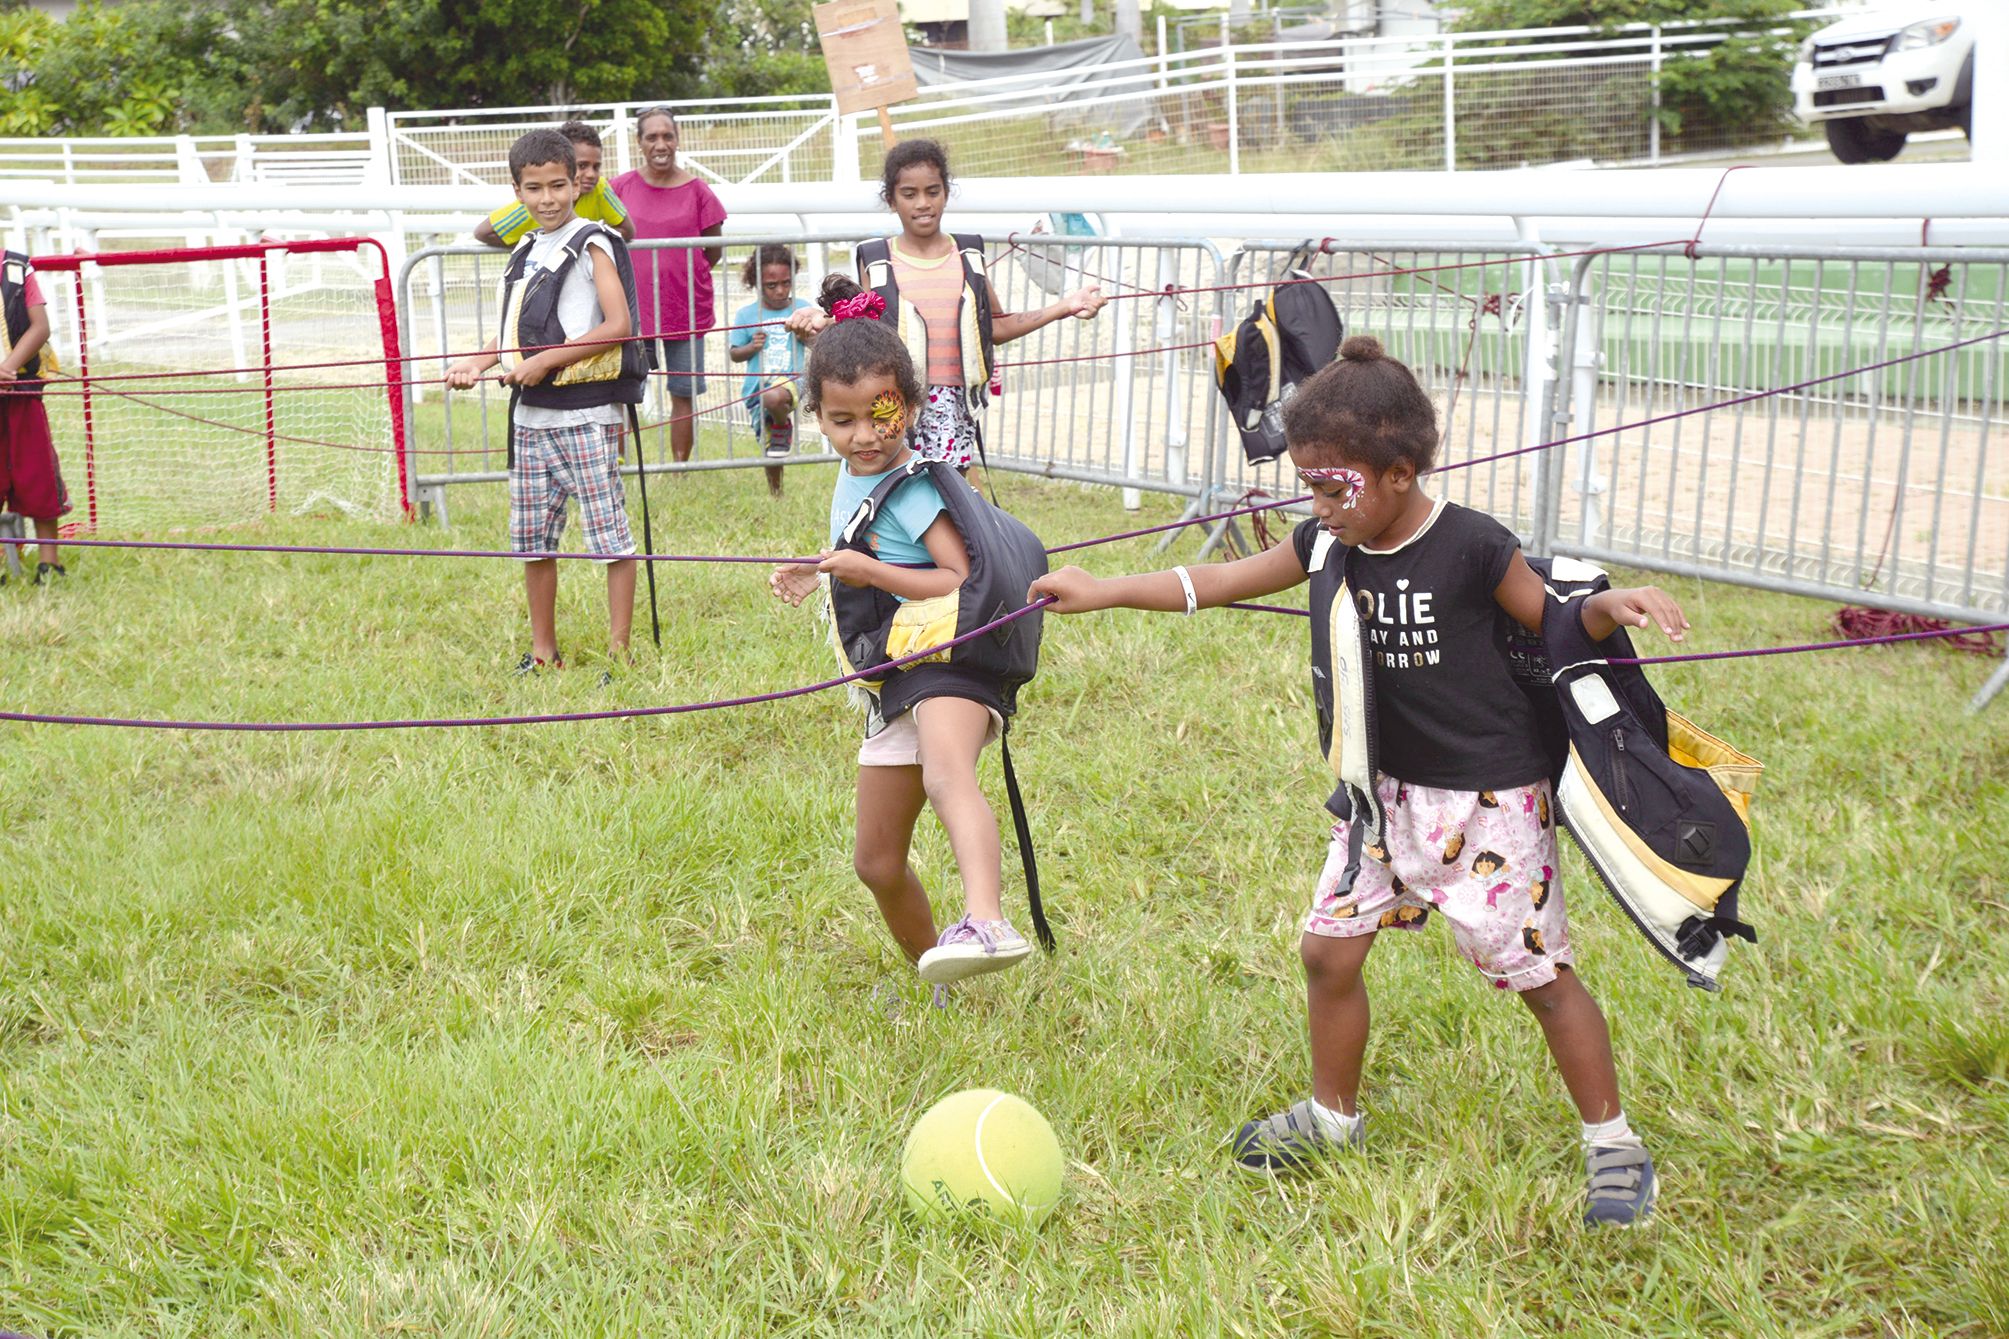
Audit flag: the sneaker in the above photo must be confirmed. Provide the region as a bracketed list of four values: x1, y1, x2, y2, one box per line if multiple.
[513, 652, 563, 677]
[33, 562, 65, 585]
[1583, 1142, 1656, 1227]
[763, 415, 794, 459]
[1231, 1099, 1364, 1175]
[915, 916, 1032, 985]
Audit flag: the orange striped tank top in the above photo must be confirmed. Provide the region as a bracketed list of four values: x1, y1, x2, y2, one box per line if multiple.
[889, 242, 965, 388]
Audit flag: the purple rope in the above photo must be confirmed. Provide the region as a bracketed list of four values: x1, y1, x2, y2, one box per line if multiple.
[1225, 602, 1311, 617]
[1433, 325, 2009, 476]
[1048, 495, 1302, 553]
[0, 534, 815, 565]
[1610, 621, 2009, 665]
[0, 598, 1053, 732]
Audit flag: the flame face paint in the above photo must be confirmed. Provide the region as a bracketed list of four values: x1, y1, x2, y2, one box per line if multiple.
[1298, 466, 1367, 510]
[871, 391, 907, 441]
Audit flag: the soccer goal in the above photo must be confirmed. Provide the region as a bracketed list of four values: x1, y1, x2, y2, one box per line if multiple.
[31, 239, 409, 531]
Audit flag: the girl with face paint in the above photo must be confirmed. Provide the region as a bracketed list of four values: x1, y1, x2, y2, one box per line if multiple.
[769, 274, 1034, 992]
[1032, 334, 1695, 1228]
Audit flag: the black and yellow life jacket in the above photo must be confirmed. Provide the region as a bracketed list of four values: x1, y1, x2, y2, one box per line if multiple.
[2, 251, 46, 391]
[1307, 540, 1761, 990]
[1303, 527, 1385, 840]
[498, 223, 647, 411]
[827, 456, 1047, 726]
[856, 235, 996, 406]
[1519, 556, 1761, 991]
[1213, 263, 1343, 464]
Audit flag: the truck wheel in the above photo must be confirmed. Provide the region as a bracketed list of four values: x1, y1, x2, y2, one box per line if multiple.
[1826, 118, 1907, 163]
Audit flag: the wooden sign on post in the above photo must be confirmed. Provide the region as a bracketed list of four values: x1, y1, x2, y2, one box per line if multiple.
[813, 0, 916, 150]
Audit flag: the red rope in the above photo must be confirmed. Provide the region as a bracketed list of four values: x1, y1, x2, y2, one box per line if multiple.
[1684, 165, 1750, 260]
[1832, 607, 2002, 657]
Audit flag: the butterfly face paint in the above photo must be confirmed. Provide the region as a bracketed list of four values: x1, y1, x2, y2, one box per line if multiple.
[871, 391, 907, 440]
[1298, 466, 1367, 510]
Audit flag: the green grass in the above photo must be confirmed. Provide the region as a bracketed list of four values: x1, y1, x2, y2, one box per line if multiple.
[1, 474, 2006, 1336]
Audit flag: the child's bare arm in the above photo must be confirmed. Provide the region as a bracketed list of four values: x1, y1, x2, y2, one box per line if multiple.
[987, 276, 1105, 346]
[1492, 550, 1688, 643]
[445, 339, 501, 389]
[770, 562, 821, 606]
[1032, 540, 1306, 614]
[1584, 585, 1688, 643]
[503, 245, 633, 387]
[1494, 552, 1548, 635]
[820, 513, 967, 602]
[729, 332, 766, 363]
[0, 305, 49, 377]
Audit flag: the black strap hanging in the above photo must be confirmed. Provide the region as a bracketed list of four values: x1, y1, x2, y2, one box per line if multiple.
[626, 399, 662, 649]
[999, 726, 1053, 952]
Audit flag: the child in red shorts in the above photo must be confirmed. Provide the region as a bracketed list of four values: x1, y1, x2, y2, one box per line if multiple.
[1, 250, 69, 584]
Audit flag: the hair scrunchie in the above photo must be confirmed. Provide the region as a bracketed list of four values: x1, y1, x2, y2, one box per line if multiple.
[831, 292, 887, 323]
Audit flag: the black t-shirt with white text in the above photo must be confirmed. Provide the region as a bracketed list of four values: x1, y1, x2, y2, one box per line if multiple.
[1292, 501, 1550, 791]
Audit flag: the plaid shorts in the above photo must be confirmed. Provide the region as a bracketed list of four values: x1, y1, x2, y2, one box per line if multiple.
[509, 422, 635, 561]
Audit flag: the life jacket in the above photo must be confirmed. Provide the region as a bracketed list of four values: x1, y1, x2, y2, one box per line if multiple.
[856, 235, 995, 406]
[498, 223, 647, 411]
[1213, 265, 1343, 464]
[825, 455, 1054, 949]
[2, 251, 46, 391]
[1303, 527, 1385, 841]
[826, 456, 1046, 726]
[1307, 539, 1761, 990]
[1514, 556, 1761, 991]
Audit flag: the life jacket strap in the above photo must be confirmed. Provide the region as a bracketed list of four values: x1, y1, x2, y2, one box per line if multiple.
[1000, 724, 1053, 952]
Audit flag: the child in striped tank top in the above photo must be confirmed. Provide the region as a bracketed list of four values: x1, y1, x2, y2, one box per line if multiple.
[789, 139, 1107, 472]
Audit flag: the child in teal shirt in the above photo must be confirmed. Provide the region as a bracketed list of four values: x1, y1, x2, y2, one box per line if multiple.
[728, 245, 808, 498]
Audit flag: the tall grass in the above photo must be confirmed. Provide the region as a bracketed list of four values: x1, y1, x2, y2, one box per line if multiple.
[1, 474, 2003, 1336]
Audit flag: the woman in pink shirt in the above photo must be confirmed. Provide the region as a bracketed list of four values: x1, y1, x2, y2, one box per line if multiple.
[610, 106, 727, 464]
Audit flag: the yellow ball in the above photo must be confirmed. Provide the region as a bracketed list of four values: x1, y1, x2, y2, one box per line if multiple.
[900, 1088, 1064, 1227]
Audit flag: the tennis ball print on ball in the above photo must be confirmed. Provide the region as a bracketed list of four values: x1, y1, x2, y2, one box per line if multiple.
[900, 1089, 1064, 1227]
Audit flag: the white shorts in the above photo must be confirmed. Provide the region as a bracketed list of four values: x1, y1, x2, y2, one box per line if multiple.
[857, 698, 1005, 767]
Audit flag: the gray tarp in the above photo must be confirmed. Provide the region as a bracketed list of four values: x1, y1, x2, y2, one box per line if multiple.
[909, 35, 1155, 136]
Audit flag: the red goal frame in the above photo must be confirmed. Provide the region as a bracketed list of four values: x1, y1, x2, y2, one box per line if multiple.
[31, 237, 410, 526]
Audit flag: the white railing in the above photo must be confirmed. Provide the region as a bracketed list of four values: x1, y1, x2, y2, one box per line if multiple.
[0, 8, 1882, 197]
[0, 130, 380, 188]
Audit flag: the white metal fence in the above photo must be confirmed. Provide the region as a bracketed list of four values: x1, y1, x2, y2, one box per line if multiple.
[394, 228, 2007, 632]
[1548, 244, 2009, 624]
[0, 13, 1851, 196]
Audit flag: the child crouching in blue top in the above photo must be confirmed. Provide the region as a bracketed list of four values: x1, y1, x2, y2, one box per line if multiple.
[728, 244, 808, 499]
[1032, 335, 1693, 1226]
[770, 274, 1032, 990]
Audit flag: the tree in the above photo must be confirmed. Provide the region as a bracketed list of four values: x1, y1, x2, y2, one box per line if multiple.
[219, 0, 711, 128]
[0, 1, 224, 136]
[1454, 0, 1811, 153]
[0, 0, 833, 138]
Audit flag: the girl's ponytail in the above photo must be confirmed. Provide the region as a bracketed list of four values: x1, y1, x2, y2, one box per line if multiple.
[803, 275, 920, 417]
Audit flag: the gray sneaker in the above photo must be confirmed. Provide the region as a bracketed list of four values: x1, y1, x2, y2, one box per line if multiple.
[916, 916, 1032, 985]
[1231, 1099, 1364, 1175]
[1583, 1142, 1656, 1226]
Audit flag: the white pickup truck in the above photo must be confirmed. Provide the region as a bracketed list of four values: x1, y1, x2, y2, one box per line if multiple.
[1791, 5, 1974, 162]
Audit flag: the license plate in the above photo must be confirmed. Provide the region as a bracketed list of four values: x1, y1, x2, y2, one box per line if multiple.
[1817, 73, 1861, 90]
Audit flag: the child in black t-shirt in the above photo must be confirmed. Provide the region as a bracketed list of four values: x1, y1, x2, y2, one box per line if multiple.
[1032, 335, 1692, 1227]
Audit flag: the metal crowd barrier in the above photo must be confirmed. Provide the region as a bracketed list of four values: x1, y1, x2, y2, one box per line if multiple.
[1220, 240, 1557, 555]
[1545, 243, 2009, 626]
[395, 230, 2008, 664]
[395, 232, 1230, 522]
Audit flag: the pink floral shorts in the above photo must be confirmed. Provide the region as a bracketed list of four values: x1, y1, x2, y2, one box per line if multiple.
[1305, 774, 1572, 991]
